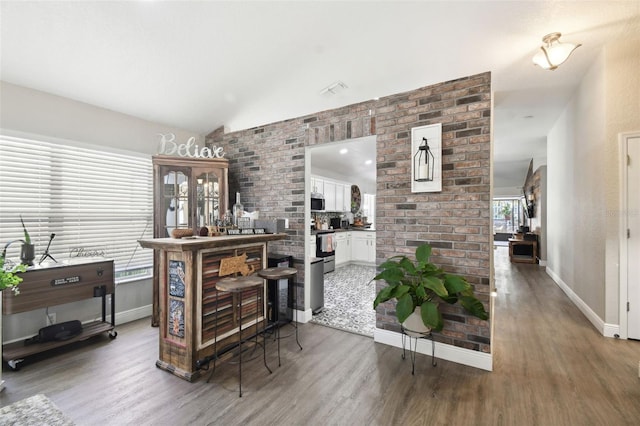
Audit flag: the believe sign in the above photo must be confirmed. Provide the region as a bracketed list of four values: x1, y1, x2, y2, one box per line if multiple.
[158, 133, 225, 159]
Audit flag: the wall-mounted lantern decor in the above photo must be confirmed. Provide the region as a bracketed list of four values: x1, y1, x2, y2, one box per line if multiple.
[411, 123, 442, 193]
[414, 137, 434, 182]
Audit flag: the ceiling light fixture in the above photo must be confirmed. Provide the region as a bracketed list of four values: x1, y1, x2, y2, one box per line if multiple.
[533, 32, 581, 70]
[320, 81, 348, 95]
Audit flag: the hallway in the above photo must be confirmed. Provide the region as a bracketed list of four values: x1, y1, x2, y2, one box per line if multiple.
[490, 245, 640, 424]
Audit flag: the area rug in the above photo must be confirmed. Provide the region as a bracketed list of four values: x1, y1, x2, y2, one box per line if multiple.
[309, 264, 376, 337]
[0, 394, 74, 426]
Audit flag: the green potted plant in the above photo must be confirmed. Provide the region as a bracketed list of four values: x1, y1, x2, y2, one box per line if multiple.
[500, 203, 512, 220]
[0, 255, 26, 295]
[19, 215, 35, 266]
[372, 243, 488, 334]
[1, 215, 32, 294]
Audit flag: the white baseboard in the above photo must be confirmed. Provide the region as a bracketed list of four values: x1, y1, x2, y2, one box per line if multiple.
[295, 308, 313, 323]
[373, 328, 493, 371]
[104, 304, 153, 326]
[603, 323, 621, 338]
[545, 267, 617, 337]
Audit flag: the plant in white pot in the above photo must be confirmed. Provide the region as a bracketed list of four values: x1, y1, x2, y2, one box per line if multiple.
[372, 243, 488, 335]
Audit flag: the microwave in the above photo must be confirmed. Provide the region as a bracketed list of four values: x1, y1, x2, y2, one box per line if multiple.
[311, 194, 325, 211]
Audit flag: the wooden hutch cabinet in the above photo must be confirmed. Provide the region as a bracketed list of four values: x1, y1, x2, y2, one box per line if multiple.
[151, 155, 229, 326]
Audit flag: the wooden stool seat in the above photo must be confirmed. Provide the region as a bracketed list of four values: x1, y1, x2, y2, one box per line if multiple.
[257, 267, 297, 280]
[216, 275, 264, 292]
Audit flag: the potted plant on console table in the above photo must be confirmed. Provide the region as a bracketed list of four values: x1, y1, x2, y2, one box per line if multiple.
[372, 243, 488, 335]
[0, 253, 26, 295]
[1, 237, 26, 392]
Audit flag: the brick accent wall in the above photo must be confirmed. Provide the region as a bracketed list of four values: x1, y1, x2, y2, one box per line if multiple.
[207, 72, 492, 353]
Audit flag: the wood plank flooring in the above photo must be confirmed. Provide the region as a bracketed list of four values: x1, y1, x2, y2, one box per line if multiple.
[1, 247, 639, 425]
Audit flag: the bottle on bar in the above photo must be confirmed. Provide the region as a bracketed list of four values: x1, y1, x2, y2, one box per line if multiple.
[232, 192, 244, 227]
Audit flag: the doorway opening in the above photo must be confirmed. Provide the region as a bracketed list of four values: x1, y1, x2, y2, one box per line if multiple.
[306, 136, 377, 337]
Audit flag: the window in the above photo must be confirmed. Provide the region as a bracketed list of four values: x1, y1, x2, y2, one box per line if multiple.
[492, 198, 523, 234]
[0, 134, 153, 282]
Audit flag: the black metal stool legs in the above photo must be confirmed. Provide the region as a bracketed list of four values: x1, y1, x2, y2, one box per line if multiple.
[260, 291, 272, 374]
[257, 267, 302, 366]
[292, 277, 302, 351]
[206, 290, 220, 384]
[207, 276, 271, 397]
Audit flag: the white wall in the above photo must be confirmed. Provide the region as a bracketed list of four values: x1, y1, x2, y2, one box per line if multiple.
[546, 37, 640, 330]
[1, 81, 202, 341]
[493, 186, 524, 198]
[603, 37, 640, 324]
[0, 82, 199, 155]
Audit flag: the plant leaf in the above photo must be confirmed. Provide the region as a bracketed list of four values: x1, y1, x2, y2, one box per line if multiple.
[420, 301, 443, 331]
[415, 244, 432, 263]
[415, 284, 426, 300]
[459, 295, 489, 320]
[394, 284, 411, 299]
[396, 293, 415, 323]
[373, 268, 404, 286]
[443, 274, 471, 294]
[439, 294, 459, 305]
[423, 276, 448, 298]
[373, 285, 395, 308]
[20, 214, 31, 244]
[398, 257, 416, 275]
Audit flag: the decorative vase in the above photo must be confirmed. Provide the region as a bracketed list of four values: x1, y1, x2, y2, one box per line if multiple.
[20, 243, 35, 266]
[402, 307, 431, 338]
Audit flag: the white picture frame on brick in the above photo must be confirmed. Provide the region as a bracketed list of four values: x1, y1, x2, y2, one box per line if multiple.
[411, 123, 442, 193]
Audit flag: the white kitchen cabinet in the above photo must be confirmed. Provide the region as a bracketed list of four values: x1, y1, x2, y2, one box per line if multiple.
[309, 237, 316, 259]
[335, 232, 351, 266]
[351, 231, 376, 264]
[343, 185, 352, 211]
[311, 177, 324, 195]
[311, 175, 352, 212]
[324, 181, 337, 211]
[335, 183, 344, 213]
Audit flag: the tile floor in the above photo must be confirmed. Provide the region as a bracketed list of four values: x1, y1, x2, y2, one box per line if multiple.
[309, 264, 377, 337]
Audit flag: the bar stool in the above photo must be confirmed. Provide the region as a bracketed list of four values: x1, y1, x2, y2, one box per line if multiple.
[207, 275, 271, 397]
[257, 267, 302, 366]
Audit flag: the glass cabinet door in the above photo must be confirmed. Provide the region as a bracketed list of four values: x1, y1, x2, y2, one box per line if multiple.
[152, 156, 229, 327]
[162, 170, 190, 237]
[195, 171, 220, 227]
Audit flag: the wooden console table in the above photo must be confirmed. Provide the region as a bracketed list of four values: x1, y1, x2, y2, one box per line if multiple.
[508, 238, 538, 264]
[138, 233, 287, 381]
[2, 259, 116, 370]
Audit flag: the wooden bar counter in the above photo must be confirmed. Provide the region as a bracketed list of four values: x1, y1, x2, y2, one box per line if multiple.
[138, 233, 287, 381]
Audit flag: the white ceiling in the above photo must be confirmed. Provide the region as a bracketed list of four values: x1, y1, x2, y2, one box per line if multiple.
[310, 136, 377, 193]
[1, 1, 638, 193]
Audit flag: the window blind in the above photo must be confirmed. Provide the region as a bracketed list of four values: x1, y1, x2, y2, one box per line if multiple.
[0, 134, 153, 281]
